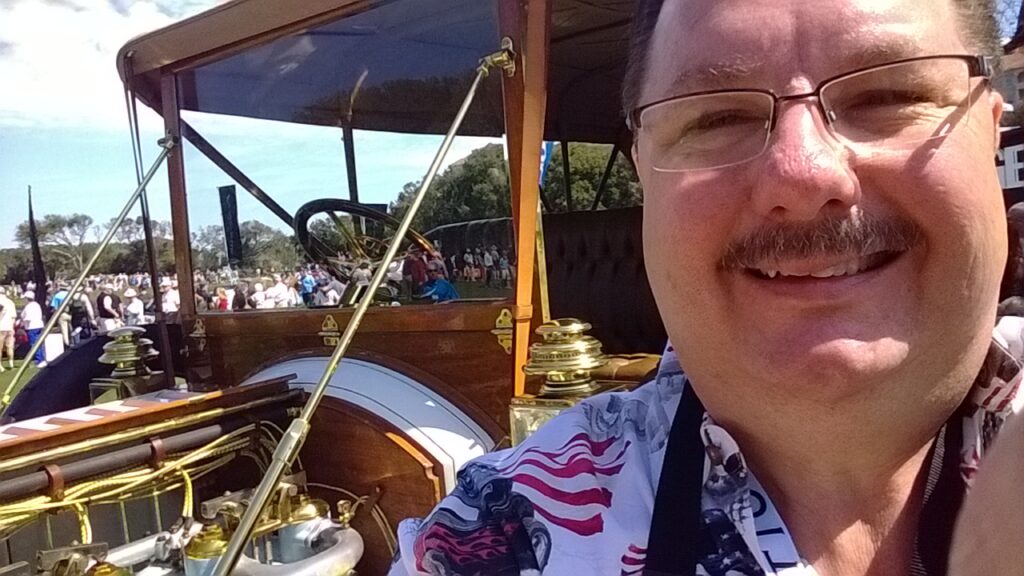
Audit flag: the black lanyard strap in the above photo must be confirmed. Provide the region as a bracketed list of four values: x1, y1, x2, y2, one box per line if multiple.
[645, 384, 706, 576]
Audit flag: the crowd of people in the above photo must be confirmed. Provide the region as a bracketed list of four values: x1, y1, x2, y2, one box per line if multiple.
[453, 245, 514, 288]
[0, 243, 513, 368]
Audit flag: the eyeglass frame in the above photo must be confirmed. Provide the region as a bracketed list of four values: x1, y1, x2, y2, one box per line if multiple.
[627, 54, 994, 156]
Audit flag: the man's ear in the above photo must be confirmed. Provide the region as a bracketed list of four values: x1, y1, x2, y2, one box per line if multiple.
[990, 89, 1006, 152]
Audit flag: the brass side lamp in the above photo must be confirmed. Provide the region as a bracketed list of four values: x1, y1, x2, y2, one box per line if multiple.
[510, 318, 624, 445]
[89, 326, 165, 403]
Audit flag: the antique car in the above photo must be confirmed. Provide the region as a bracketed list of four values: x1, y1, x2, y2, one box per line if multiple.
[0, 1, 666, 574]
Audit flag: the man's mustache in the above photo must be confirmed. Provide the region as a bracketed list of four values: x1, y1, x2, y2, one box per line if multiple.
[721, 214, 923, 270]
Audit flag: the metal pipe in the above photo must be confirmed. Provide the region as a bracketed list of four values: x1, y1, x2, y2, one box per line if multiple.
[561, 140, 573, 212]
[590, 142, 620, 211]
[0, 420, 234, 500]
[342, 123, 363, 236]
[124, 53, 177, 391]
[137, 161, 177, 387]
[179, 121, 295, 228]
[211, 42, 516, 576]
[0, 138, 176, 415]
[179, 121, 335, 259]
[0, 382, 298, 475]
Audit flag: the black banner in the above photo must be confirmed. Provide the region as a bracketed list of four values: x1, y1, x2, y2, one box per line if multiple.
[219, 185, 242, 266]
[27, 186, 47, 301]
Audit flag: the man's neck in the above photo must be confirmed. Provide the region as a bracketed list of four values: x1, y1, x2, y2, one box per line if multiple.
[720, 394, 960, 576]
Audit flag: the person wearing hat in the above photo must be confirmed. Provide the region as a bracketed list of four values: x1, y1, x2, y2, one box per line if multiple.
[20, 290, 45, 367]
[97, 284, 122, 333]
[123, 288, 145, 326]
[160, 278, 180, 318]
[0, 287, 16, 371]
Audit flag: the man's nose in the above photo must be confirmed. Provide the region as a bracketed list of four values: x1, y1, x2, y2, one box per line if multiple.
[751, 102, 860, 221]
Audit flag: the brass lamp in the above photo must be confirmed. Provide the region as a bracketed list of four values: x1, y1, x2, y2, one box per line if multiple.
[510, 319, 624, 445]
[89, 326, 166, 402]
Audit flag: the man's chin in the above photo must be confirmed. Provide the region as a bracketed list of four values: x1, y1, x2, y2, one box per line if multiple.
[756, 337, 911, 399]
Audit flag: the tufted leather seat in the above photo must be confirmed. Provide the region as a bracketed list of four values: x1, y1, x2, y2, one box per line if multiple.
[543, 207, 667, 356]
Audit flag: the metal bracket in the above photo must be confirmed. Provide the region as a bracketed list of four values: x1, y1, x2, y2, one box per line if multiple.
[480, 37, 516, 77]
[37, 544, 107, 576]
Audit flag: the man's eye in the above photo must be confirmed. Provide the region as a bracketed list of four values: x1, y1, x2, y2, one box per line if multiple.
[679, 110, 763, 136]
[839, 89, 938, 110]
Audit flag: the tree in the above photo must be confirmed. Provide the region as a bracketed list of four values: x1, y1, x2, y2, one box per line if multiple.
[387, 142, 642, 236]
[15, 213, 95, 275]
[192, 225, 227, 271]
[105, 215, 144, 244]
[390, 143, 512, 232]
[239, 220, 300, 271]
[543, 143, 641, 212]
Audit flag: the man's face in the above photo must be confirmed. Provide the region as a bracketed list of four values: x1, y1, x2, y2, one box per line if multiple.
[635, 0, 1005, 408]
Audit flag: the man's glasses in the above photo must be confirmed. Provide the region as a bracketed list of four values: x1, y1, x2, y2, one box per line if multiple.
[630, 55, 993, 172]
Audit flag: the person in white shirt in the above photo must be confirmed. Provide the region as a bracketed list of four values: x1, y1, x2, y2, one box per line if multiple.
[351, 262, 373, 287]
[161, 279, 181, 318]
[252, 282, 275, 309]
[123, 289, 146, 326]
[0, 288, 16, 371]
[265, 273, 289, 307]
[20, 291, 46, 367]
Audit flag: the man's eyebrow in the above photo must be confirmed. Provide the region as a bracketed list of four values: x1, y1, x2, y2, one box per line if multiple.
[667, 55, 765, 96]
[835, 37, 927, 73]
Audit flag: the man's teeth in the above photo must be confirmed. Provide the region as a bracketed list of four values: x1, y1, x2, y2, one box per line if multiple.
[757, 258, 869, 279]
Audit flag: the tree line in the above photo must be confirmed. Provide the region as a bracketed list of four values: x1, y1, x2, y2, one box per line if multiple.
[3, 142, 641, 283]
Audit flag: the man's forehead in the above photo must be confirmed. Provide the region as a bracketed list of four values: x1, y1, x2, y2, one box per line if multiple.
[642, 0, 963, 100]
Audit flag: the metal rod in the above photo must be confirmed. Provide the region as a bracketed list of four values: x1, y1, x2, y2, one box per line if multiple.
[342, 123, 363, 236]
[0, 381, 297, 474]
[138, 182, 177, 387]
[118, 501, 130, 544]
[179, 120, 335, 258]
[0, 138, 175, 415]
[126, 75, 177, 387]
[0, 417, 265, 502]
[590, 142, 620, 211]
[211, 44, 516, 576]
[179, 121, 294, 228]
[152, 490, 163, 532]
[561, 141, 573, 212]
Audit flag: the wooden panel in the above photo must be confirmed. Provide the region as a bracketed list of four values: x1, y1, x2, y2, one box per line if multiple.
[200, 302, 517, 434]
[202, 301, 518, 336]
[302, 398, 446, 576]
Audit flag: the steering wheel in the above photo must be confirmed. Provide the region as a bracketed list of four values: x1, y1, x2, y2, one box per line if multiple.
[294, 198, 436, 281]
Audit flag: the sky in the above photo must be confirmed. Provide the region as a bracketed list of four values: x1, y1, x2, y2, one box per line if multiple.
[0, 0, 498, 248]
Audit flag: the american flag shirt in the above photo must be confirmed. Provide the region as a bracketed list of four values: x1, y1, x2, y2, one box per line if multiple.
[389, 319, 1024, 576]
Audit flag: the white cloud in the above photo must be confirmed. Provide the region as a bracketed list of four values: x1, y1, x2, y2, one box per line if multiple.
[0, 0, 222, 130]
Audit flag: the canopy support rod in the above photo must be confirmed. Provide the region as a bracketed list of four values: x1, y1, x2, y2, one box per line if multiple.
[342, 124, 364, 236]
[180, 120, 334, 256]
[590, 141, 621, 211]
[561, 140, 573, 212]
[210, 41, 517, 576]
[179, 121, 293, 227]
[123, 55, 177, 386]
[0, 137, 176, 415]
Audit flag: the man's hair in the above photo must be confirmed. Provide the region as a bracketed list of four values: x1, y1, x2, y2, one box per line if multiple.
[622, 0, 1002, 115]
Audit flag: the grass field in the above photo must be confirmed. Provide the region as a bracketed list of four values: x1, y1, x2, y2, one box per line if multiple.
[0, 361, 39, 402]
